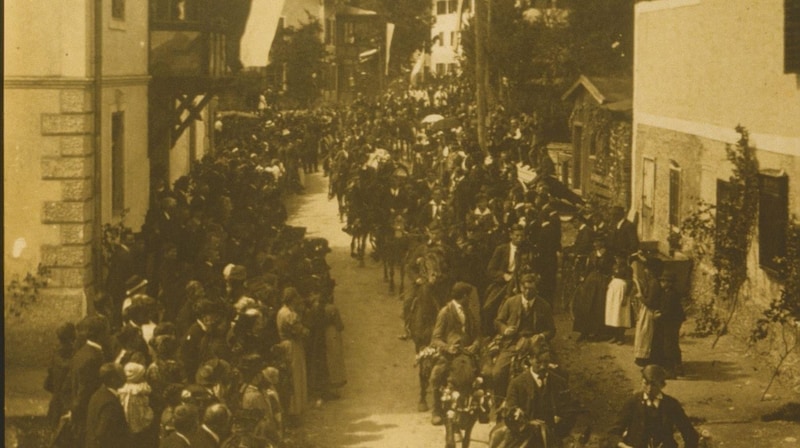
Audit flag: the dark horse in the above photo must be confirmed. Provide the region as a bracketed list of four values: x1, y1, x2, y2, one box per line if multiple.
[379, 214, 419, 295]
[408, 250, 450, 412]
[441, 351, 492, 448]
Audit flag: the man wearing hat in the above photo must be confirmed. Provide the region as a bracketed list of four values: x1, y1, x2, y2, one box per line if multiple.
[654, 272, 686, 377]
[492, 272, 556, 403]
[429, 282, 482, 425]
[65, 316, 110, 446]
[609, 365, 699, 448]
[501, 341, 572, 448]
[190, 403, 233, 448]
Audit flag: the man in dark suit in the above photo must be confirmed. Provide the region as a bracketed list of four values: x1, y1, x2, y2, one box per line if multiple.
[190, 403, 232, 448]
[491, 273, 556, 403]
[429, 282, 482, 425]
[161, 404, 200, 448]
[486, 224, 526, 287]
[502, 341, 572, 446]
[66, 316, 109, 447]
[86, 363, 130, 448]
[609, 206, 639, 258]
[609, 365, 699, 448]
[180, 300, 224, 381]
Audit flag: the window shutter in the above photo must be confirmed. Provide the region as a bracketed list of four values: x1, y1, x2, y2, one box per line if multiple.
[758, 173, 789, 271]
[786, 0, 800, 73]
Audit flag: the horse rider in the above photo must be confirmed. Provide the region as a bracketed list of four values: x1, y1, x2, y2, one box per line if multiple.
[490, 273, 556, 407]
[429, 282, 482, 426]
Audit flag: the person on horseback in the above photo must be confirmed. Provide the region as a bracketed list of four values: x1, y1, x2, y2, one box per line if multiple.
[483, 224, 528, 335]
[490, 339, 572, 448]
[429, 282, 482, 426]
[491, 273, 556, 407]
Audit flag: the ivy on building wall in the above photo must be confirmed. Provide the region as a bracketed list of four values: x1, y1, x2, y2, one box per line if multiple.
[749, 219, 800, 399]
[678, 126, 760, 343]
[5, 264, 51, 319]
[569, 102, 630, 206]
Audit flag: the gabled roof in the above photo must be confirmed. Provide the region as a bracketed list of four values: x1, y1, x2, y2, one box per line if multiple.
[561, 75, 632, 105]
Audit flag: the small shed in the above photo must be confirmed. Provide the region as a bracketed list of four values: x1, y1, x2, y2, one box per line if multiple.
[562, 75, 633, 208]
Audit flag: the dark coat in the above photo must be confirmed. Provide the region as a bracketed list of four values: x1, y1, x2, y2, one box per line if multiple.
[190, 426, 222, 448]
[67, 343, 105, 430]
[495, 294, 555, 341]
[179, 322, 210, 382]
[505, 368, 570, 432]
[610, 219, 639, 258]
[610, 392, 699, 448]
[86, 387, 131, 448]
[486, 243, 524, 283]
[160, 431, 192, 448]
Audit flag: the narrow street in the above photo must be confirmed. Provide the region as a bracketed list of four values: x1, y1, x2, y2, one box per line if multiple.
[283, 172, 492, 447]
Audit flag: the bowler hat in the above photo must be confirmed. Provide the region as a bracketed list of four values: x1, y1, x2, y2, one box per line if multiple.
[642, 364, 667, 385]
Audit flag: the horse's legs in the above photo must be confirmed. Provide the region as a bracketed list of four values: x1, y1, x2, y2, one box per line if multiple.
[388, 261, 395, 295]
[358, 235, 366, 267]
[350, 235, 357, 258]
[399, 261, 405, 296]
[461, 419, 475, 448]
[445, 419, 457, 448]
[383, 258, 389, 282]
[418, 363, 430, 412]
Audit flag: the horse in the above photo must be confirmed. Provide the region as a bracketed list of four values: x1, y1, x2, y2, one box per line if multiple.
[441, 351, 493, 448]
[407, 250, 451, 412]
[379, 214, 422, 295]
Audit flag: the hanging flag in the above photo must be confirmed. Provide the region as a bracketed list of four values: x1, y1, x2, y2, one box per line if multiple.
[240, 0, 288, 67]
[410, 52, 425, 85]
[385, 22, 395, 75]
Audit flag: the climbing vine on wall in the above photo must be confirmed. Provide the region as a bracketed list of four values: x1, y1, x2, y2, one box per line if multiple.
[678, 126, 760, 343]
[569, 102, 630, 206]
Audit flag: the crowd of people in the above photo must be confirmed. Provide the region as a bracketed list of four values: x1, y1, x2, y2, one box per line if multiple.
[45, 106, 348, 448]
[43, 73, 698, 448]
[318, 76, 697, 447]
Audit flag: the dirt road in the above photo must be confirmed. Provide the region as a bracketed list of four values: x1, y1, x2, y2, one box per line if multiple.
[285, 172, 492, 447]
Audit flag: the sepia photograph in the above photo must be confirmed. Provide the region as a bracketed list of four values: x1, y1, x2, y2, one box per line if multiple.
[4, 0, 800, 447]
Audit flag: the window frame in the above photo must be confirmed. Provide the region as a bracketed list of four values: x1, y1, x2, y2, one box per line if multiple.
[111, 111, 126, 217]
[758, 171, 789, 272]
[668, 161, 682, 231]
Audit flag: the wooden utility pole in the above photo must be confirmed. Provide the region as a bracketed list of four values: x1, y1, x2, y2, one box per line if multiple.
[474, 0, 489, 155]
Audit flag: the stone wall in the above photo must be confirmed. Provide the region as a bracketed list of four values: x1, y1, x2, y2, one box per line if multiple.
[4, 87, 94, 367]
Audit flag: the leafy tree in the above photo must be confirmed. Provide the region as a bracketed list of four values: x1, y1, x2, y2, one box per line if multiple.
[270, 15, 329, 107]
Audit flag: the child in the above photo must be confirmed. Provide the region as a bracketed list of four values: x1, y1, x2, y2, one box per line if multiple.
[656, 272, 686, 378]
[118, 362, 155, 445]
[44, 322, 76, 427]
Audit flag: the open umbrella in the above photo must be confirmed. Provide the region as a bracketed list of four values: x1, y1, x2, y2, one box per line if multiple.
[421, 114, 444, 124]
[430, 116, 461, 132]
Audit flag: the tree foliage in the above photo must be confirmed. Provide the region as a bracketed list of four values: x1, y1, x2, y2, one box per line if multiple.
[460, 0, 633, 138]
[270, 15, 328, 107]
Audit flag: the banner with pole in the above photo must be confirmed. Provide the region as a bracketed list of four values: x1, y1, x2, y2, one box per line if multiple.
[385, 22, 395, 75]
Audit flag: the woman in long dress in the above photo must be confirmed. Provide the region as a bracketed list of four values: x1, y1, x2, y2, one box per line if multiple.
[276, 287, 309, 418]
[633, 258, 664, 366]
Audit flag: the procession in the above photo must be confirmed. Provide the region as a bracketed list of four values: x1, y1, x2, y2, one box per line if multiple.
[5, 1, 800, 447]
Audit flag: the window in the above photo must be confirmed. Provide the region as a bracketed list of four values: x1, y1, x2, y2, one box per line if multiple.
[437, 0, 448, 15]
[451, 31, 457, 47]
[111, 112, 125, 215]
[448, 63, 458, 73]
[758, 172, 789, 271]
[449, 0, 459, 13]
[439, 32, 445, 46]
[436, 63, 446, 75]
[112, 0, 125, 20]
[786, 0, 800, 73]
[669, 161, 681, 229]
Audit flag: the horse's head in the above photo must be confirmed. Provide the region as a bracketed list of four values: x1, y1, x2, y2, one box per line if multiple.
[422, 250, 445, 285]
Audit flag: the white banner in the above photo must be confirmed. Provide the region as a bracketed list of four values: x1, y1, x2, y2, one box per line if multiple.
[385, 22, 395, 75]
[240, 0, 288, 68]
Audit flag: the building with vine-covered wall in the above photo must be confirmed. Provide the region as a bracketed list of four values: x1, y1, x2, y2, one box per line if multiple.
[562, 75, 633, 210]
